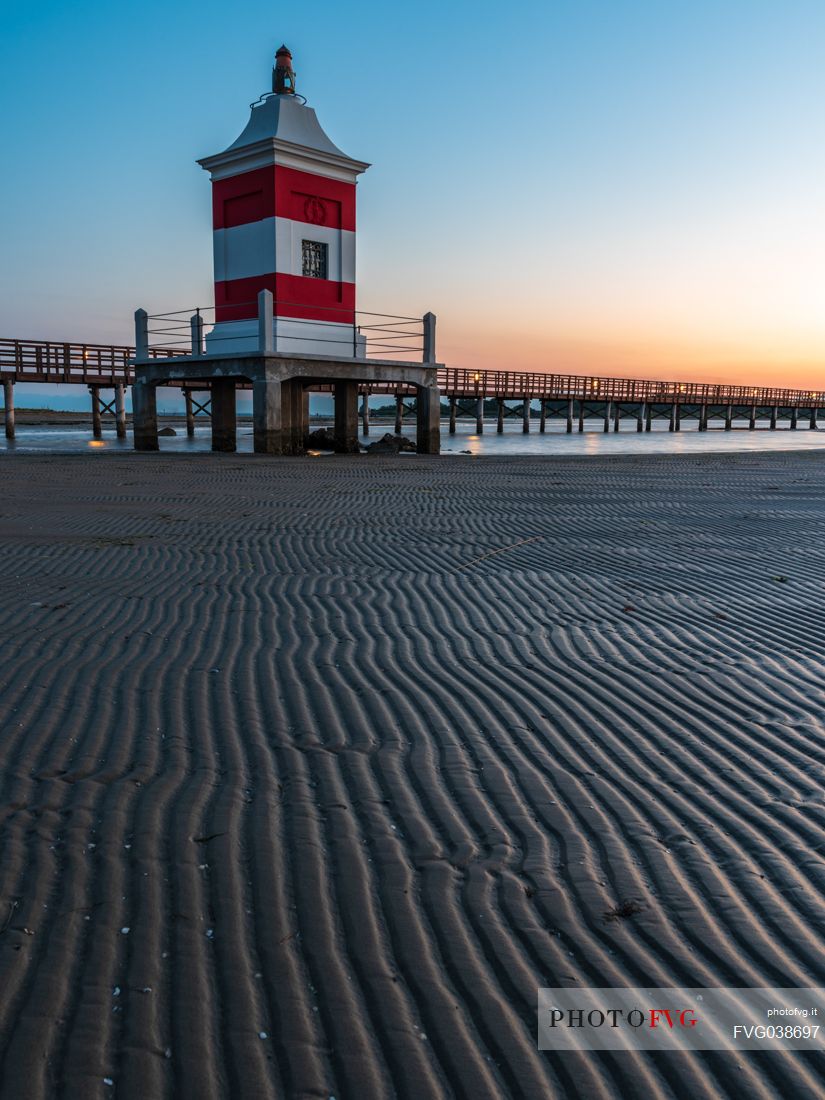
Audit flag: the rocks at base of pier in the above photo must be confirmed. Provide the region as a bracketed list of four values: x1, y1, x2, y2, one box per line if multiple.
[366, 433, 416, 454]
[158, 427, 177, 437]
[305, 427, 337, 450]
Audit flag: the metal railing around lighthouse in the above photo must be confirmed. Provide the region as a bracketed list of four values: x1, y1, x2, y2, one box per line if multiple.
[135, 292, 437, 364]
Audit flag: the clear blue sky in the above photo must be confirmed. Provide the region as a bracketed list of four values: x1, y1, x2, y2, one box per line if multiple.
[3, 0, 825, 386]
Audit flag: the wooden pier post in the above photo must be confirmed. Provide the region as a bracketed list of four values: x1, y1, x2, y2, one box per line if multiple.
[603, 401, 611, 433]
[395, 393, 404, 434]
[675, 403, 681, 431]
[578, 399, 585, 432]
[669, 402, 676, 432]
[361, 388, 370, 436]
[724, 404, 732, 430]
[90, 386, 102, 439]
[749, 405, 756, 430]
[770, 405, 778, 429]
[334, 381, 360, 453]
[522, 397, 530, 433]
[3, 380, 14, 441]
[645, 403, 652, 432]
[790, 407, 798, 430]
[476, 397, 484, 434]
[132, 379, 159, 451]
[115, 383, 127, 439]
[540, 400, 547, 433]
[448, 396, 456, 434]
[699, 405, 708, 431]
[185, 390, 195, 437]
[811, 407, 818, 430]
[211, 379, 236, 452]
[565, 399, 573, 433]
[497, 399, 505, 433]
[613, 402, 621, 432]
[637, 402, 644, 432]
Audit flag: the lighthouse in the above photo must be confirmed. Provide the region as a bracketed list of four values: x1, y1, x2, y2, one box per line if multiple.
[197, 45, 370, 356]
[132, 44, 441, 458]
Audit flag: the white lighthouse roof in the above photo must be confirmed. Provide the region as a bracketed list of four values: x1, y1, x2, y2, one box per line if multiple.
[198, 85, 370, 183]
[226, 94, 348, 158]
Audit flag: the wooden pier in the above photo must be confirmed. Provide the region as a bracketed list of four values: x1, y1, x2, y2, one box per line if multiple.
[2, 333, 824, 445]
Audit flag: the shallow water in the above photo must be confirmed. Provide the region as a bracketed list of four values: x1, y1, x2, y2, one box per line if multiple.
[4, 418, 825, 456]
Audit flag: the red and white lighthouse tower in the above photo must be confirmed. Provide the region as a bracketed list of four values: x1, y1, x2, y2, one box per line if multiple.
[197, 46, 370, 355]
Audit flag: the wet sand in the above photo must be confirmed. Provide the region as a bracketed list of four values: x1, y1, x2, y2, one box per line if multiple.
[1, 450, 825, 1099]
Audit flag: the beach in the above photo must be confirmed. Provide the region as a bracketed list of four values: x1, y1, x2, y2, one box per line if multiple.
[1, 449, 825, 1098]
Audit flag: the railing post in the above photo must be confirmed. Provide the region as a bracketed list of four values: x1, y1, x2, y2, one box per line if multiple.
[423, 312, 436, 364]
[190, 312, 204, 356]
[134, 309, 149, 360]
[258, 290, 274, 353]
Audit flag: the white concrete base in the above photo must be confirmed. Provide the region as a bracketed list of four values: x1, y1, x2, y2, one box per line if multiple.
[205, 317, 366, 358]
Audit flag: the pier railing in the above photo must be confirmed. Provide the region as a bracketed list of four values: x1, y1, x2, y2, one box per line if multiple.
[2, 334, 824, 408]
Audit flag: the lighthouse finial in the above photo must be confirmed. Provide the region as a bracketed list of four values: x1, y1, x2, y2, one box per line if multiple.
[272, 45, 297, 95]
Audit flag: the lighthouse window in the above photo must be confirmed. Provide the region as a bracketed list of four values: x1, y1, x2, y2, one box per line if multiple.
[302, 240, 328, 279]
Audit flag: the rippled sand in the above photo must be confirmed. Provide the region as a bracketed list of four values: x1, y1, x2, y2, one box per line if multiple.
[1, 451, 824, 1098]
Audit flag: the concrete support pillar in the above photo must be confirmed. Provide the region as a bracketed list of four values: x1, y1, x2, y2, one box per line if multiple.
[475, 397, 484, 434]
[285, 381, 307, 455]
[811, 408, 819, 430]
[3, 380, 15, 440]
[770, 406, 778, 429]
[253, 376, 285, 454]
[115, 383, 127, 439]
[540, 400, 547, 433]
[522, 397, 530, 433]
[613, 402, 620, 432]
[637, 403, 645, 432]
[298, 387, 309, 452]
[361, 389, 370, 436]
[578, 399, 585, 432]
[185, 391, 195, 437]
[211, 378, 236, 452]
[89, 386, 102, 439]
[334, 381, 360, 453]
[416, 386, 441, 454]
[132, 379, 158, 451]
[790, 407, 798, 430]
[497, 399, 504, 434]
[724, 404, 732, 430]
[749, 405, 756, 430]
[603, 401, 611, 433]
[448, 396, 456, 434]
[395, 393, 404, 434]
[645, 403, 652, 432]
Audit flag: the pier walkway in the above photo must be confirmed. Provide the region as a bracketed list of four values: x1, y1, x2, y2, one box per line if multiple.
[2, 334, 824, 443]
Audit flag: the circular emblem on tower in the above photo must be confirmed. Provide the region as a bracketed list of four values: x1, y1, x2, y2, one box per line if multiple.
[304, 197, 327, 225]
